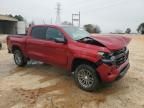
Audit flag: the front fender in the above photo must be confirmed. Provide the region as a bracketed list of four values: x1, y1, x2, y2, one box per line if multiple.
[68, 53, 102, 72]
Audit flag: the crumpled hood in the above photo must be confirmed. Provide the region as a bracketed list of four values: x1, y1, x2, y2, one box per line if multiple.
[90, 34, 131, 50]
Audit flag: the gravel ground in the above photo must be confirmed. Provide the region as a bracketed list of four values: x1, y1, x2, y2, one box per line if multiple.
[0, 35, 144, 108]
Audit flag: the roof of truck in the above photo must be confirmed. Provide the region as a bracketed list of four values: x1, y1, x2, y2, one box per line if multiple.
[31, 24, 74, 28]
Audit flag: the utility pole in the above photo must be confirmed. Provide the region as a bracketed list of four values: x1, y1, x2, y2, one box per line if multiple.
[55, 2, 61, 24]
[72, 11, 80, 27]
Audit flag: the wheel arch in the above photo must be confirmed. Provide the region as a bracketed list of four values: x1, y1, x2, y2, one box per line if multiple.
[72, 58, 94, 71]
[11, 45, 22, 53]
[71, 58, 101, 81]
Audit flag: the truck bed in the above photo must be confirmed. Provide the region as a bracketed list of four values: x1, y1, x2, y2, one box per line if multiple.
[7, 34, 27, 53]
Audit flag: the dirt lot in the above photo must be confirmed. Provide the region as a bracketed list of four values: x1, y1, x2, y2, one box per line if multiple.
[0, 35, 144, 108]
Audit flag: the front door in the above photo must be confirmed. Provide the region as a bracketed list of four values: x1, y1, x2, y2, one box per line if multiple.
[43, 27, 68, 67]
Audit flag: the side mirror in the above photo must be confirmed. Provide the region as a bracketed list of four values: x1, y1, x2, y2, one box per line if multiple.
[54, 38, 67, 44]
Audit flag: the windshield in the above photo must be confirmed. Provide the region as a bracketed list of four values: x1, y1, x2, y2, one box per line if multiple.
[62, 26, 90, 40]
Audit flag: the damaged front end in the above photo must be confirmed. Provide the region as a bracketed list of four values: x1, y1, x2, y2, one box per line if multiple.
[96, 47, 130, 82]
[76, 35, 131, 83]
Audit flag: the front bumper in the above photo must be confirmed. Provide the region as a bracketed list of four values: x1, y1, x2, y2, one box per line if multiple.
[96, 59, 130, 83]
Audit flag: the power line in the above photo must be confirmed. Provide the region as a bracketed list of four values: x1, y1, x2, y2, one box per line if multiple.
[55, 2, 61, 24]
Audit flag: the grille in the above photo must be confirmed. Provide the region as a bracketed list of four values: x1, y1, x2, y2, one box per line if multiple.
[112, 47, 129, 66]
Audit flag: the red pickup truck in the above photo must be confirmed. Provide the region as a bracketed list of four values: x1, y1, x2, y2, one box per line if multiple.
[7, 25, 131, 91]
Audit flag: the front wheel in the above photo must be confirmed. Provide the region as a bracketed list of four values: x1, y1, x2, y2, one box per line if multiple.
[14, 50, 27, 67]
[74, 64, 100, 91]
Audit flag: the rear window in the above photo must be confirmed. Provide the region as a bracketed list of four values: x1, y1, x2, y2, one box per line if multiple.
[31, 26, 47, 39]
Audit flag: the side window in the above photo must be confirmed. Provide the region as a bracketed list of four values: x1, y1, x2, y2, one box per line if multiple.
[46, 27, 64, 40]
[31, 27, 47, 40]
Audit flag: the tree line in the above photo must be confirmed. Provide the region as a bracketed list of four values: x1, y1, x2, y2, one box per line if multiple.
[8, 14, 24, 21]
[83, 23, 144, 34]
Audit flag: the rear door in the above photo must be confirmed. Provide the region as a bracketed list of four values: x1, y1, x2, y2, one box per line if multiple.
[26, 26, 48, 61]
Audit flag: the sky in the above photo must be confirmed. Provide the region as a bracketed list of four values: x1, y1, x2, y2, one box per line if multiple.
[0, 0, 144, 33]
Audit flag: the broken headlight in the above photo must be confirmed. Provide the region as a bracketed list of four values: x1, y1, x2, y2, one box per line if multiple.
[98, 52, 115, 65]
[98, 52, 112, 59]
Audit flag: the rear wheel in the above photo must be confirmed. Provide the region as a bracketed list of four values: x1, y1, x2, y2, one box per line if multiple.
[74, 64, 100, 91]
[13, 50, 27, 67]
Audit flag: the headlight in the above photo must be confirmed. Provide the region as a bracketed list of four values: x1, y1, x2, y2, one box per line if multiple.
[98, 51, 112, 59]
[98, 52, 105, 56]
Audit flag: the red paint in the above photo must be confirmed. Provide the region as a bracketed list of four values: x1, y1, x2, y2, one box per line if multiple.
[97, 60, 129, 82]
[91, 34, 131, 50]
[7, 25, 131, 83]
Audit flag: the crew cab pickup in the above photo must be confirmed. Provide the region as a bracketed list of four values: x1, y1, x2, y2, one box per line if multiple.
[7, 25, 131, 91]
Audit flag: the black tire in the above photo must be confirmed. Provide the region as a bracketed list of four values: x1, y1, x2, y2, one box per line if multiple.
[74, 64, 100, 91]
[13, 50, 27, 67]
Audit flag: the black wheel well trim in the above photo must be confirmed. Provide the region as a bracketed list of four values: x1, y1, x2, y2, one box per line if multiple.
[12, 45, 22, 53]
[12, 45, 30, 60]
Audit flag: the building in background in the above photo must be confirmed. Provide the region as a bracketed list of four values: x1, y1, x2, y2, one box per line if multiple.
[0, 15, 18, 34]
